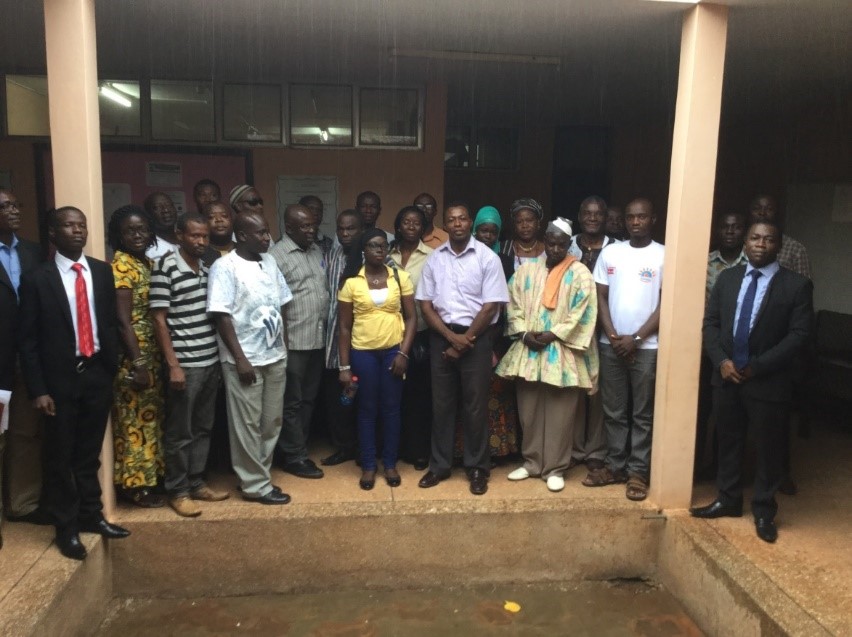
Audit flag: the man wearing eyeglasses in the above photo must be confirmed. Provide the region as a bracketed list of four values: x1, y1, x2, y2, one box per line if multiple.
[0, 190, 46, 547]
[414, 192, 448, 249]
[269, 204, 329, 479]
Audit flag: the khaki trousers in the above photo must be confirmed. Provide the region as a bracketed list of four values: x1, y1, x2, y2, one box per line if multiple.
[516, 380, 582, 479]
[222, 359, 287, 499]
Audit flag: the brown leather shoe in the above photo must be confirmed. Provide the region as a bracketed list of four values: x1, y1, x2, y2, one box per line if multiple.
[169, 496, 202, 518]
[468, 468, 489, 496]
[418, 471, 449, 488]
[190, 485, 230, 502]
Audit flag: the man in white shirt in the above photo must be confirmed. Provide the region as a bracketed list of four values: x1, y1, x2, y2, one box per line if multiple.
[143, 192, 179, 259]
[587, 199, 664, 502]
[208, 212, 293, 505]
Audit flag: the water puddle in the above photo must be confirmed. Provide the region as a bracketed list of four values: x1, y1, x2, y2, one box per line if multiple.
[96, 581, 703, 636]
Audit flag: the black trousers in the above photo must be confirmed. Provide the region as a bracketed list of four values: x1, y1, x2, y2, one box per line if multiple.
[714, 383, 787, 521]
[429, 329, 493, 474]
[323, 369, 357, 453]
[399, 330, 432, 463]
[43, 360, 114, 534]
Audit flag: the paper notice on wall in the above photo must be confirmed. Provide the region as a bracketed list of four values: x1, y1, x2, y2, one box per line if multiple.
[0, 389, 11, 434]
[832, 184, 852, 223]
[146, 161, 182, 188]
[276, 176, 339, 240]
[165, 191, 188, 215]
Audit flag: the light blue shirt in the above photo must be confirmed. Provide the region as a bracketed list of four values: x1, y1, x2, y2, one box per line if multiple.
[0, 234, 21, 295]
[733, 260, 780, 334]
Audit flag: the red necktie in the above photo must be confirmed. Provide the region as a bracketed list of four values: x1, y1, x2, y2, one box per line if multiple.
[71, 263, 95, 357]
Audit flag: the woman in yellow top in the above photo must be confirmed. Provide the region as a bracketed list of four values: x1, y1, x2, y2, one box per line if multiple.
[338, 228, 417, 490]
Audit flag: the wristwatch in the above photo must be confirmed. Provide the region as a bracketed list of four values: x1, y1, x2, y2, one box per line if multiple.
[338, 365, 351, 371]
[633, 334, 643, 343]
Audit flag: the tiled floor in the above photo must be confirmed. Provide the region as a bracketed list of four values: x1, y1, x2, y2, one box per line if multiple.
[2, 412, 850, 635]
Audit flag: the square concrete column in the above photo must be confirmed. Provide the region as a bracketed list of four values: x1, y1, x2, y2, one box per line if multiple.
[649, 4, 728, 510]
[44, 0, 115, 518]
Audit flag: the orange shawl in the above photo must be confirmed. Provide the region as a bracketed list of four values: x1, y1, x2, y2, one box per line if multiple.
[542, 256, 577, 310]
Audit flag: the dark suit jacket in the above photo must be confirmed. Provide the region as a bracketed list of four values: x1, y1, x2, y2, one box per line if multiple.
[0, 237, 42, 389]
[18, 256, 119, 400]
[703, 264, 813, 402]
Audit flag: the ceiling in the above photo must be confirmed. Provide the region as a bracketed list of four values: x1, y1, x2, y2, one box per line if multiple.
[0, 0, 848, 127]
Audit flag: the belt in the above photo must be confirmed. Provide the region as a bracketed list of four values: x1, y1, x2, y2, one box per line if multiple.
[445, 323, 471, 335]
[75, 353, 101, 373]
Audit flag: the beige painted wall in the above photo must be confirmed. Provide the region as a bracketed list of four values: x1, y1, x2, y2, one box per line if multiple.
[253, 83, 448, 238]
[5, 80, 50, 137]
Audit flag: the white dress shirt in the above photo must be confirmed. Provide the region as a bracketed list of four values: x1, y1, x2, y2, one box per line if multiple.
[55, 252, 101, 356]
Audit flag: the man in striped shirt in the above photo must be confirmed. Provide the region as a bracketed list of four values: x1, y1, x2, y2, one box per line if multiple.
[151, 212, 229, 518]
[269, 204, 330, 479]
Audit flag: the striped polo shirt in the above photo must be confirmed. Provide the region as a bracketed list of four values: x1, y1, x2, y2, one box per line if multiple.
[150, 250, 218, 368]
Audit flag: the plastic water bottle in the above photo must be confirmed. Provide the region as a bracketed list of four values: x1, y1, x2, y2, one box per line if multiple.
[340, 376, 359, 405]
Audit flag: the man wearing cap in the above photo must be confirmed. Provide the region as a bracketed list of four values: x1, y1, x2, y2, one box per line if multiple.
[229, 185, 275, 248]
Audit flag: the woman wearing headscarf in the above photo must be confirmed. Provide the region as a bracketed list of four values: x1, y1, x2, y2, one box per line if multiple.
[496, 218, 599, 492]
[450, 207, 520, 462]
[473, 205, 514, 281]
[338, 228, 417, 490]
[500, 198, 546, 272]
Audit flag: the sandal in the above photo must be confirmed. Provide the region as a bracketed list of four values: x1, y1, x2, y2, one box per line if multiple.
[119, 487, 166, 508]
[581, 467, 628, 487]
[625, 475, 649, 501]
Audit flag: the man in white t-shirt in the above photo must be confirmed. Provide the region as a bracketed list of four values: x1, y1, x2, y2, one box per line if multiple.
[208, 213, 293, 505]
[587, 199, 664, 502]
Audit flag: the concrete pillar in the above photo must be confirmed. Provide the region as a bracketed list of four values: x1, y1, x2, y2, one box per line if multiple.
[649, 4, 728, 510]
[44, 0, 115, 519]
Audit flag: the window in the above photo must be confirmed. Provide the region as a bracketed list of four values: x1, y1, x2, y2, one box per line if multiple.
[474, 127, 518, 169]
[359, 88, 420, 147]
[223, 83, 282, 142]
[445, 125, 519, 170]
[5, 75, 50, 136]
[289, 84, 352, 146]
[444, 125, 472, 168]
[150, 80, 215, 142]
[99, 80, 141, 137]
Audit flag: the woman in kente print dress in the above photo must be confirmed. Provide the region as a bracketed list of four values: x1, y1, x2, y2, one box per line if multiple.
[108, 205, 165, 507]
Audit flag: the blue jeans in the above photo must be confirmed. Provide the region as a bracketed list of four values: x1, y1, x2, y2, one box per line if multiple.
[350, 347, 404, 471]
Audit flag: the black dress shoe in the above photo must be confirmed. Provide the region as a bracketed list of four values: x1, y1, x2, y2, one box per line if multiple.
[755, 518, 778, 543]
[413, 458, 428, 471]
[56, 533, 87, 560]
[79, 519, 131, 539]
[6, 508, 52, 525]
[321, 450, 357, 466]
[283, 459, 325, 479]
[384, 469, 401, 487]
[359, 471, 376, 491]
[418, 470, 449, 489]
[243, 490, 291, 505]
[689, 499, 743, 519]
[468, 468, 489, 496]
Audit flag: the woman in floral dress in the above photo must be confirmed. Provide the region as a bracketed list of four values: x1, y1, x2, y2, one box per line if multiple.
[108, 205, 165, 507]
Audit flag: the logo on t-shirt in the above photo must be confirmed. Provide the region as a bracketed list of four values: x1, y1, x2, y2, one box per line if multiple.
[607, 266, 615, 275]
[638, 268, 656, 283]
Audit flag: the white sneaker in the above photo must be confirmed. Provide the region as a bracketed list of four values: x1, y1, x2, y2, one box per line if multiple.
[507, 467, 530, 481]
[546, 476, 565, 492]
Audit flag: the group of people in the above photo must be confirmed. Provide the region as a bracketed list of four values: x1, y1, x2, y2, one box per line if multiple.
[0, 178, 813, 559]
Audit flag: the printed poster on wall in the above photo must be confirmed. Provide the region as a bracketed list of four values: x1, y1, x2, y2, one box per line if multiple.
[276, 175, 339, 240]
[146, 161, 183, 188]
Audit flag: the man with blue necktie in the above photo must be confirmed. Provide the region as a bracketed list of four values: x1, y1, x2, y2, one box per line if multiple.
[691, 219, 812, 543]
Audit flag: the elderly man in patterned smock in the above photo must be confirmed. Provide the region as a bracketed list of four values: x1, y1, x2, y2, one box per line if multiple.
[497, 218, 599, 493]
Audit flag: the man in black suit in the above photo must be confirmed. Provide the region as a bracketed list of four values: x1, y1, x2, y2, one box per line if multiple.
[1, 191, 50, 531]
[691, 219, 813, 543]
[18, 206, 130, 559]
[0, 190, 45, 549]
